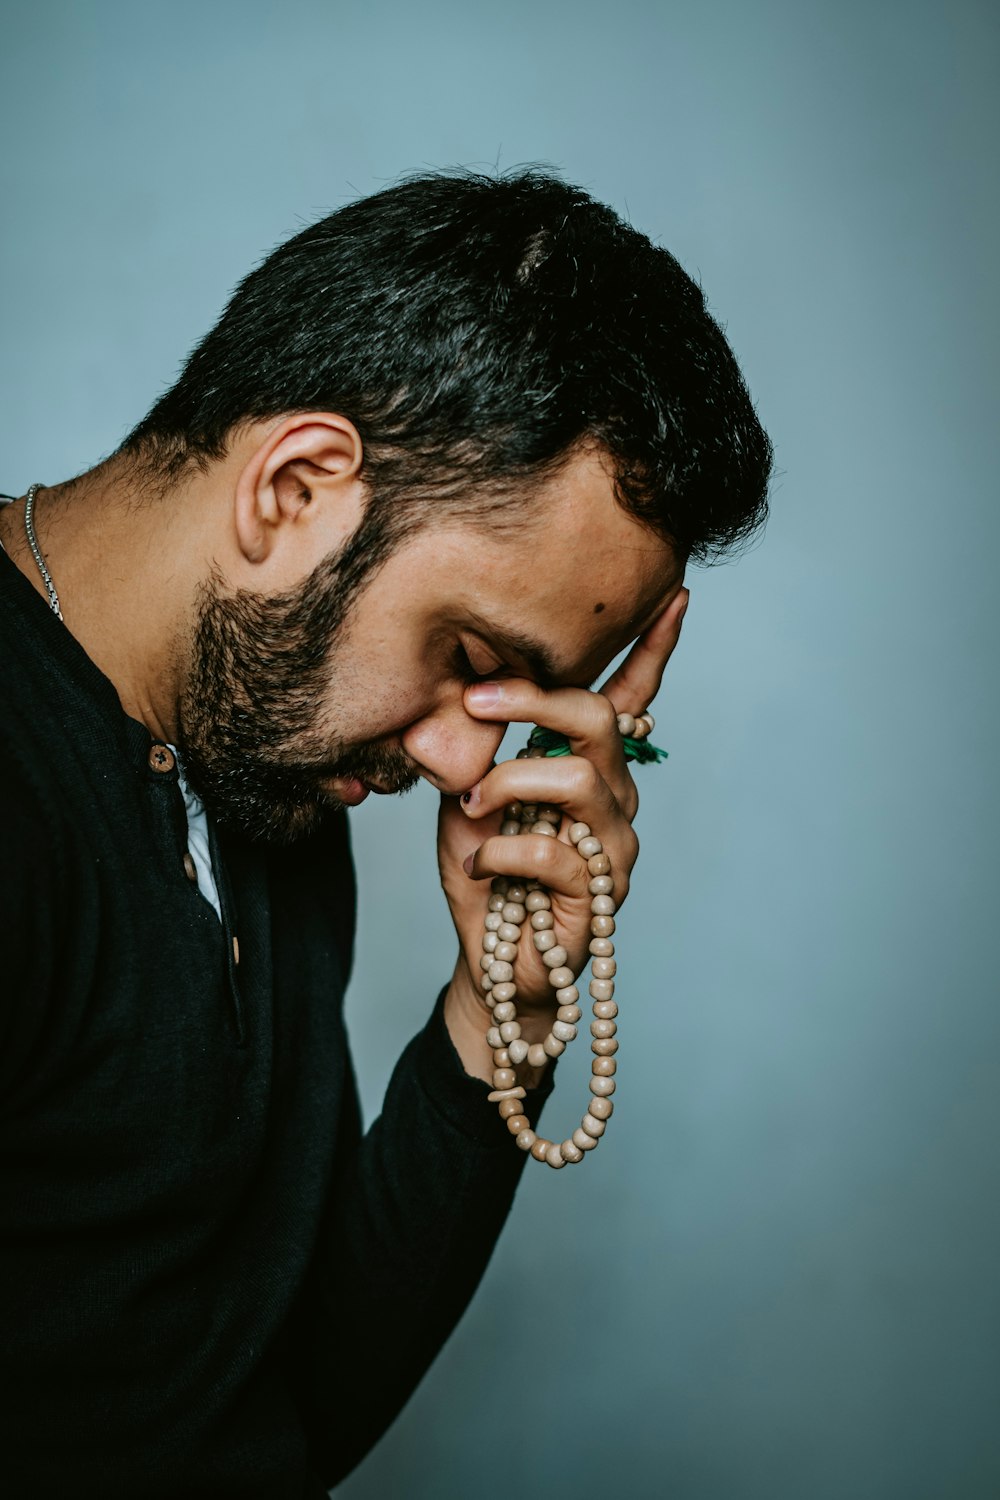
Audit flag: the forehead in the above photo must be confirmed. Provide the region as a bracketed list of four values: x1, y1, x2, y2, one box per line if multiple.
[375, 448, 681, 681]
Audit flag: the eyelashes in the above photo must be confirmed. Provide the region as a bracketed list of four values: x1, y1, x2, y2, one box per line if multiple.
[453, 641, 502, 685]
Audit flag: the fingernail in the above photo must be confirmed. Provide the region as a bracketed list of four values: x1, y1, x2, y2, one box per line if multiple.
[461, 782, 481, 810]
[462, 852, 475, 875]
[467, 682, 502, 708]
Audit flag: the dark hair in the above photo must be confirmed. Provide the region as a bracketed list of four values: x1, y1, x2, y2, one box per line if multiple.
[124, 167, 772, 564]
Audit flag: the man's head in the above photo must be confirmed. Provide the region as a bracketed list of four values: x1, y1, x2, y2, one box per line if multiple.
[116, 168, 771, 841]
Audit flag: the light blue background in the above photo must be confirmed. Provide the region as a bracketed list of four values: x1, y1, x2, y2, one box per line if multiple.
[2, 3, 998, 1496]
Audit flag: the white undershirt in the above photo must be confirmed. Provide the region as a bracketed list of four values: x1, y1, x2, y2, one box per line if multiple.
[173, 750, 222, 922]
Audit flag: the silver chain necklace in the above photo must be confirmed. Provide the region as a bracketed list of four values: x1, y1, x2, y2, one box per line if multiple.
[24, 483, 63, 620]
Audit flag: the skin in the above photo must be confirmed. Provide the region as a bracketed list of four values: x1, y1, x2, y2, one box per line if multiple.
[0, 413, 689, 1084]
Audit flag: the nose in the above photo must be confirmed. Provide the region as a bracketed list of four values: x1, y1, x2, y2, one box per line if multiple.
[401, 704, 508, 795]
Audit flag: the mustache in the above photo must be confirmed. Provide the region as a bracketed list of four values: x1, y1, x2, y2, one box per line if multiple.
[312, 739, 421, 796]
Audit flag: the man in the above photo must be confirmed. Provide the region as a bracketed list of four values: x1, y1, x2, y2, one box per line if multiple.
[0, 168, 771, 1497]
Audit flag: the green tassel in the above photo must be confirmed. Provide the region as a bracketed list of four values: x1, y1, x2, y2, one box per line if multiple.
[527, 725, 668, 765]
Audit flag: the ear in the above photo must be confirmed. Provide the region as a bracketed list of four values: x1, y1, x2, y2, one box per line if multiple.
[233, 413, 365, 571]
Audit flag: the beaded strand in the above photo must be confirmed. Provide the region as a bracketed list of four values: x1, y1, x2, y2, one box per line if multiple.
[481, 710, 656, 1168]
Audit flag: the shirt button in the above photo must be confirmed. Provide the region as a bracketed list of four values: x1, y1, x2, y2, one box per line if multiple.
[148, 743, 176, 773]
[183, 852, 198, 883]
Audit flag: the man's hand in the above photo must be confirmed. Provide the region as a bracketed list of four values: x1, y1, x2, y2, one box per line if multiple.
[438, 586, 689, 1082]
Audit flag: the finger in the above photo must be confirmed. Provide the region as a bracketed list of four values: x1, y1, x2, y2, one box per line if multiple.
[465, 832, 603, 901]
[461, 751, 635, 830]
[600, 585, 689, 713]
[465, 678, 631, 800]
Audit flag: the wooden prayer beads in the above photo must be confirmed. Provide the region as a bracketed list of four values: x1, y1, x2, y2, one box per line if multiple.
[481, 712, 655, 1167]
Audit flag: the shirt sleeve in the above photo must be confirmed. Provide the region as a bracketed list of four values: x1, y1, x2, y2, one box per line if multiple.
[289, 985, 556, 1487]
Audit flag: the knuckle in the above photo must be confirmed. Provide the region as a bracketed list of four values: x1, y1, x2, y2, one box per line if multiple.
[592, 694, 619, 736]
[569, 756, 601, 798]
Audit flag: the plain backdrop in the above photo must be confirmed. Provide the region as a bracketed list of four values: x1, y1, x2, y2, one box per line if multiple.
[2, 3, 998, 1497]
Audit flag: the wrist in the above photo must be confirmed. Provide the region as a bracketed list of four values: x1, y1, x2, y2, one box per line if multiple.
[444, 960, 554, 1090]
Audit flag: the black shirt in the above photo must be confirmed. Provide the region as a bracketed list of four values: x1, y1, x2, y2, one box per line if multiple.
[0, 544, 553, 1498]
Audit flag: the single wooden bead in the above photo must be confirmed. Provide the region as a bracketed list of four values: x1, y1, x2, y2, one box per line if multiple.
[493, 1068, 516, 1090]
[516, 1128, 537, 1151]
[499, 1020, 521, 1043]
[488, 894, 505, 912]
[616, 712, 636, 737]
[507, 1113, 530, 1134]
[589, 1096, 614, 1120]
[592, 1037, 619, 1056]
[591, 894, 616, 916]
[592, 1056, 616, 1077]
[503, 801, 523, 820]
[591, 1018, 617, 1038]
[485, 911, 503, 931]
[491, 980, 516, 1003]
[501, 903, 526, 925]
[525, 890, 551, 913]
[639, 712, 655, 733]
[594, 999, 619, 1020]
[533, 929, 557, 953]
[527, 1043, 548, 1069]
[552, 1020, 577, 1042]
[555, 984, 579, 1006]
[569, 822, 591, 845]
[592, 957, 617, 979]
[488, 1085, 525, 1102]
[545, 1142, 567, 1169]
[531, 821, 557, 837]
[530, 1137, 551, 1161]
[577, 835, 603, 859]
[630, 718, 648, 740]
[556, 1003, 582, 1023]
[547, 966, 574, 989]
[486, 1027, 503, 1048]
[488, 960, 514, 984]
[493, 1048, 511, 1069]
[509, 1039, 529, 1064]
[519, 806, 538, 822]
[581, 1113, 606, 1139]
[479, 953, 493, 972]
[525, 879, 543, 891]
[589, 1076, 616, 1097]
[530, 909, 555, 931]
[500, 820, 522, 836]
[499, 1095, 524, 1119]
[589, 978, 615, 1002]
[588, 852, 611, 876]
[491, 877, 510, 895]
[543, 1034, 566, 1058]
[537, 804, 562, 824]
[560, 1137, 585, 1164]
[590, 915, 616, 938]
[482, 931, 499, 954]
[573, 1126, 598, 1151]
[588, 875, 613, 895]
[507, 883, 527, 903]
[480, 973, 494, 993]
[589, 937, 615, 957]
[492, 1001, 516, 1023]
[541, 946, 569, 969]
[494, 941, 518, 963]
[498, 922, 521, 943]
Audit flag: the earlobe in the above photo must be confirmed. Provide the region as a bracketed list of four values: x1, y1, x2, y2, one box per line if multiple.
[233, 414, 365, 569]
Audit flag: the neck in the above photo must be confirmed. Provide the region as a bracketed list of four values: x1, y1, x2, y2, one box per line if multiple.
[0, 457, 210, 742]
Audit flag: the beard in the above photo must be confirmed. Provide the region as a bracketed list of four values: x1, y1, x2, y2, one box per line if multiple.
[176, 530, 420, 844]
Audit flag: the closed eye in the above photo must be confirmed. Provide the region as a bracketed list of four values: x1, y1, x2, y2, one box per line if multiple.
[453, 639, 505, 684]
